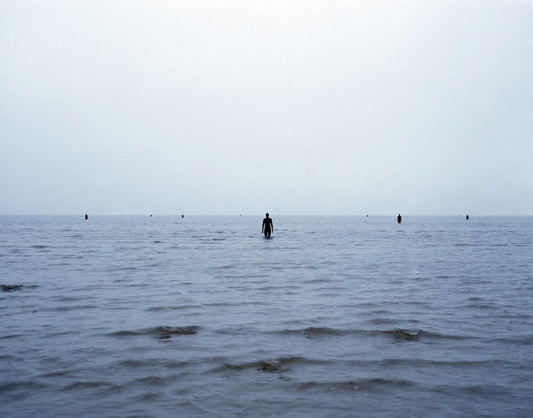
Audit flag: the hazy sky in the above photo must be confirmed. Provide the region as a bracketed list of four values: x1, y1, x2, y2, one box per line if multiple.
[1, 0, 531, 215]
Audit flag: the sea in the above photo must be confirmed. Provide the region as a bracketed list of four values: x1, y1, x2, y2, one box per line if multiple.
[1, 215, 532, 417]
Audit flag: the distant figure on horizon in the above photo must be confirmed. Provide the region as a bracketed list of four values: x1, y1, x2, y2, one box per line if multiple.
[397, 214, 402, 224]
[85, 214, 88, 220]
[181, 214, 184, 218]
[466, 214, 469, 220]
[262, 213, 273, 238]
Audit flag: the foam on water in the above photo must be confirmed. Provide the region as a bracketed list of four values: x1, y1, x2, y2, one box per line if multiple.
[1, 215, 532, 417]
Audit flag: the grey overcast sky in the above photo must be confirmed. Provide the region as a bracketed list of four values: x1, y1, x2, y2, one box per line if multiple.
[1, 0, 531, 215]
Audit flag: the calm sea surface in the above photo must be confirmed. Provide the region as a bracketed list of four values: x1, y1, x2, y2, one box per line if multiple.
[1, 215, 532, 417]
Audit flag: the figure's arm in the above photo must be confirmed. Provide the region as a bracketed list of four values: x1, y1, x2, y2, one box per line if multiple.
[262, 220, 265, 232]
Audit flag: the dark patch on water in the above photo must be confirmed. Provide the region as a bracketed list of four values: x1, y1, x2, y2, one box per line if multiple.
[223, 360, 285, 373]
[0, 380, 49, 391]
[107, 330, 142, 337]
[134, 376, 170, 386]
[434, 383, 512, 397]
[139, 392, 162, 401]
[368, 318, 400, 325]
[384, 329, 420, 341]
[256, 360, 284, 372]
[288, 327, 345, 337]
[156, 326, 199, 340]
[276, 327, 464, 342]
[1, 284, 24, 292]
[219, 356, 329, 374]
[108, 325, 200, 340]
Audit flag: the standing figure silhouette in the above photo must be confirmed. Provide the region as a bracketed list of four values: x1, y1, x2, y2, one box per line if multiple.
[262, 213, 273, 238]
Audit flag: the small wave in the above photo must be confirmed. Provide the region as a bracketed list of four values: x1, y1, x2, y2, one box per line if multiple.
[134, 376, 171, 386]
[116, 359, 191, 368]
[298, 378, 416, 392]
[0, 334, 25, 341]
[41, 305, 97, 313]
[145, 304, 202, 312]
[0, 354, 19, 361]
[302, 277, 329, 284]
[39, 370, 74, 378]
[460, 384, 510, 395]
[348, 358, 509, 368]
[138, 392, 162, 401]
[492, 335, 533, 345]
[62, 381, 122, 391]
[30, 244, 49, 249]
[464, 303, 497, 309]
[106, 266, 138, 272]
[434, 383, 511, 396]
[213, 264, 234, 270]
[368, 309, 393, 315]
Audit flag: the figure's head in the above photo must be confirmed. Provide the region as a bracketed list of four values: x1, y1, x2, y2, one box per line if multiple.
[266, 213, 269, 217]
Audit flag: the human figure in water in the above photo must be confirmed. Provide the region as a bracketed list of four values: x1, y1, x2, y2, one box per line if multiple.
[397, 213, 402, 224]
[262, 213, 273, 238]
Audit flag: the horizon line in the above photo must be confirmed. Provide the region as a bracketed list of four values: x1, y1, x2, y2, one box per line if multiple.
[1, 213, 531, 217]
